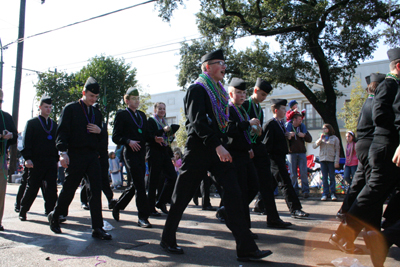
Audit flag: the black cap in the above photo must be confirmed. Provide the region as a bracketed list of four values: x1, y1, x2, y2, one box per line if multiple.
[84, 77, 100, 94]
[270, 99, 287, 106]
[201, 49, 224, 63]
[370, 73, 386, 83]
[126, 87, 139, 96]
[39, 95, 52, 106]
[387, 48, 400, 62]
[255, 78, 272, 93]
[365, 75, 371, 85]
[229, 77, 246, 90]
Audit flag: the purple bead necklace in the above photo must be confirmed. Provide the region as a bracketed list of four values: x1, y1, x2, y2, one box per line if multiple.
[37, 116, 54, 140]
[230, 102, 252, 144]
[126, 108, 143, 133]
[79, 99, 95, 134]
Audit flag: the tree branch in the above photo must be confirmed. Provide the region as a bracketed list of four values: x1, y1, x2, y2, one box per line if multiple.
[220, 0, 254, 33]
[256, 0, 262, 28]
[318, 0, 351, 32]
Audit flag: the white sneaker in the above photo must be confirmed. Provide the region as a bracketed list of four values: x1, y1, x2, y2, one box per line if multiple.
[331, 195, 337, 201]
[321, 196, 327, 201]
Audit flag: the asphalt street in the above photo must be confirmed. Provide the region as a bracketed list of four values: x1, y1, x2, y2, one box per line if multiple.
[0, 183, 399, 267]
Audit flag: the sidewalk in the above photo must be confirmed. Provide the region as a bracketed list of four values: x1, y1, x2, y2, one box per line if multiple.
[0, 183, 398, 266]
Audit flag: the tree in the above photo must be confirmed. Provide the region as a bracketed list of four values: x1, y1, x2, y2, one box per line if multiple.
[156, 0, 400, 156]
[338, 79, 367, 133]
[76, 55, 138, 125]
[35, 71, 81, 121]
[175, 108, 187, 150]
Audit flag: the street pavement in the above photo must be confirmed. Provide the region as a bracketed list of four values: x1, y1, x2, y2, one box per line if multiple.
[0, 183, 399, 267]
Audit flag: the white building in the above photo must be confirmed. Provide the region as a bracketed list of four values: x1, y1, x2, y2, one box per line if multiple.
[147, 60, 390, 158]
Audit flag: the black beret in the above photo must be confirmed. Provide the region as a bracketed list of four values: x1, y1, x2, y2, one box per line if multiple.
[201, 49, 224, 63]
[365, 75, 370, 85]
[126, 87, 139, 96]
[39, 95, 52, 105]
[387, 48, 400, 62]
[255, 78, 272, 93]
[270, 99, 287, 106]
[229, 77, 246, 90]
[370, 73, 386, 83]
[84, 77, 100, 94]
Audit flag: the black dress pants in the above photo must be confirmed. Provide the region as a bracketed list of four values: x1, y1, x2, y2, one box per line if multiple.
[269, 154, 302, 212]
[81, 156, 113, 204]
[340, 139, 372, 214]
[20, 160, 58, 215]
[231, 151, 259, 229]
[16, 168, 30, 210]
[162, 136, 258, 254]
[147, 149, 177, 211]
[115, 151, 150, 220]
[53, 152, 103, 229]
[345, 139, 400, 235]
[252, 144, 280, 220]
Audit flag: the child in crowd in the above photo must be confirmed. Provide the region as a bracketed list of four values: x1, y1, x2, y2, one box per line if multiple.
[109, 152, 122, 189]
[285, 100, 307, 133]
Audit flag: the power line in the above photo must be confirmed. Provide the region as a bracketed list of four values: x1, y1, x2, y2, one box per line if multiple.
[2, 0, 157, 49]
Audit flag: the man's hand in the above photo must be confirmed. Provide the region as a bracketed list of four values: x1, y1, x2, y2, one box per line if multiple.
[216, 145, 232, 163]
[25, 160, 34, 168]
[249, 149, 254, 159]
[87, 123, 101, 134]
[335, 163, 340, 169]
[2, 130, 13, 140]
[60, 154, 70, 168]
[163, 126, 171, 132]
[393, 145, 400, 167]
[129, 140, 141, 152]
[155, 136, 164, 145]
[297, 132, 306, 138]
[249, 118, 260, 126]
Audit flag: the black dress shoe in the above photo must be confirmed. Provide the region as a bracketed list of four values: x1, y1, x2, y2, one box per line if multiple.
[92, 228, 112, 240]
[81, 203, 89, 210]
[108, 199, 118, 210]
[363, 230, 388, 267]
[0, 225, 4, 231]
[48, 211, 62, 234]
[156, 202, 169, 214]
[291, 209, 309, 219]
[267, 218, 292, 228]
[58, 215, 67, 223]
[202, 206, 217, 211]
[19, 213, 26, 221]
[112, 207, 120, 222]
[14, 207, 20, 213]
[160, 240, 184, 254]
[329, 232, 364, 254]
[138, 218, 152, 228]
[336, 212, 346, 222]
[237, 249, 273, 262]
[150, 211, 162, 217]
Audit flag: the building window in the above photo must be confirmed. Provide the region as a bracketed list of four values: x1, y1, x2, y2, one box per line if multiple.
[166, 117, 177, 125]
[303, 103, 323, 129]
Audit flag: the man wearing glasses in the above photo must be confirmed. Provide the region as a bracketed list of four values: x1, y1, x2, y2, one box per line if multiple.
[0, 90, 18, 231]
[160, 50, 272, 262]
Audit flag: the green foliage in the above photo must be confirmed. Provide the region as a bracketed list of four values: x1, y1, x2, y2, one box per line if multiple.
[175, 108, 187, 150]
[338, 79, 367, 133]
[35, 71, 81, 122]
[76, 55, 138, 125]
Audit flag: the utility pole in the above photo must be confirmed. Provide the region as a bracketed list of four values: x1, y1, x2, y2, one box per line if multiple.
[9, 0, 26, 181]
[0, 38, 4, 90]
